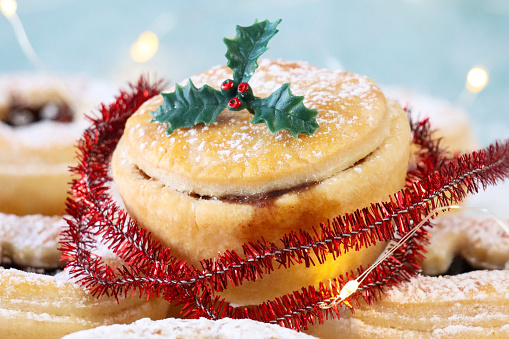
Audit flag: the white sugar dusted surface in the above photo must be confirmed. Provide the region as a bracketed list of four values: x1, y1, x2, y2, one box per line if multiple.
[0, 209, 123, 283]
[155, 59, 384, 159]
[388, 215, 509, 305]
[0, 212, 64, 267]
[0, 73, 116, 148]
[384, 270, 509, 303]
[0, 266, 71, 290]
[431, 324, 509, 338]
[310, 315, 509, 338]
[62, 317, 317, 339]
[191, 60, 378, 109]
[0, 119, 90, 149]
[431, 214, 509, 267]
[187, 59, 381, 137]
[0, 307, 92, 325]
[253, 60, 377, 112]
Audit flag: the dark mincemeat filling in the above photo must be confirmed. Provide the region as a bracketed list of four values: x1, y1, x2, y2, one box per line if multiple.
[424, 256, 478, 277]
[1, 257, 63, 276]
[189, 181, 317, 207]
[2, 99, 74, 127]
[1, 263, 63, 276]
[134, 164, 318, 207]
[135, 150, 370, 207]
[442, 256, 477, 276]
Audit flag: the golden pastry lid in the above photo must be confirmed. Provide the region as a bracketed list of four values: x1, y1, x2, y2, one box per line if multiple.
[122, 59, 390, 197]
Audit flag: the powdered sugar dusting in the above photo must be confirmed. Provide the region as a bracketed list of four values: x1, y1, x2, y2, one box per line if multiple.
[437, 215, 509, 259]
[139, 60, 385, 166]
[191, 59, 380, 119]
[62, 317, 317, 339]
[0, 119, 90, 150]
[0, 213, 63, 268]
[422, 214, 509, 275]
[432, 324, 509, 338]
[384, 270, 509, 303]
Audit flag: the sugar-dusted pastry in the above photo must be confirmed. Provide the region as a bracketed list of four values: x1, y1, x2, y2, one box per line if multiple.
[0, 73, 112, 216]
[306, 214, 509, 338]
[422, 214, 509, 275]
[0, 268, 170, 339]
[306, 270, 509, 339]
[0, 211, 170, 339]
[112, 57, 411, 305]
[0, 212, 62, 271]
[62, 317, 317, 339]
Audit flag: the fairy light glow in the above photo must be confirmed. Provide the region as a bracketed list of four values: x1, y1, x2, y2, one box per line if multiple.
[319, 205, 509, 309]
[466, 67, 488, 93]
[0, 0, 17, 18]
[130, 31, 159, 63]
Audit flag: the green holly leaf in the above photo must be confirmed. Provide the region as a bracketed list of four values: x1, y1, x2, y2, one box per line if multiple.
[150, 80, 228, 135]
[151, 19, 321, 138]
[223, 19, 281, 84]
[250, 83, 319, 138]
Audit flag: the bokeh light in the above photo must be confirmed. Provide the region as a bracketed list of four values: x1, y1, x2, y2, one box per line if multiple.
[0, 0, 17, 18]
[466, 67, 489, 93]
[129, 31, 159, 63]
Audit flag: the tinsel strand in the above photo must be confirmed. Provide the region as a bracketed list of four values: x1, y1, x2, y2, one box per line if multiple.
[61, 76, 509, 331]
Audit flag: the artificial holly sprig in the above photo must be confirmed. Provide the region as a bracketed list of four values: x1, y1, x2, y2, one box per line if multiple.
[150, 19, 319, 138]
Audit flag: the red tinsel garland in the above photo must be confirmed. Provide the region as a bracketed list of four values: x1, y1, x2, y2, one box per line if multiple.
[60, 76, 509, 331]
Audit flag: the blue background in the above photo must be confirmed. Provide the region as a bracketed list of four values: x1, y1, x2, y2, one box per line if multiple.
[1, 0, 508, 146]
[1, 0, 508, 214]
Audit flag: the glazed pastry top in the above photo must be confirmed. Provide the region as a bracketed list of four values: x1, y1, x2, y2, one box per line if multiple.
[122, 60, 393, 197]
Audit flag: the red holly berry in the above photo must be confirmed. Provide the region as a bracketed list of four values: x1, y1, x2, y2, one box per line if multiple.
[222, 80, 234, 91]
[228, 98, 242, 109]
[238, 82, 249, 93]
